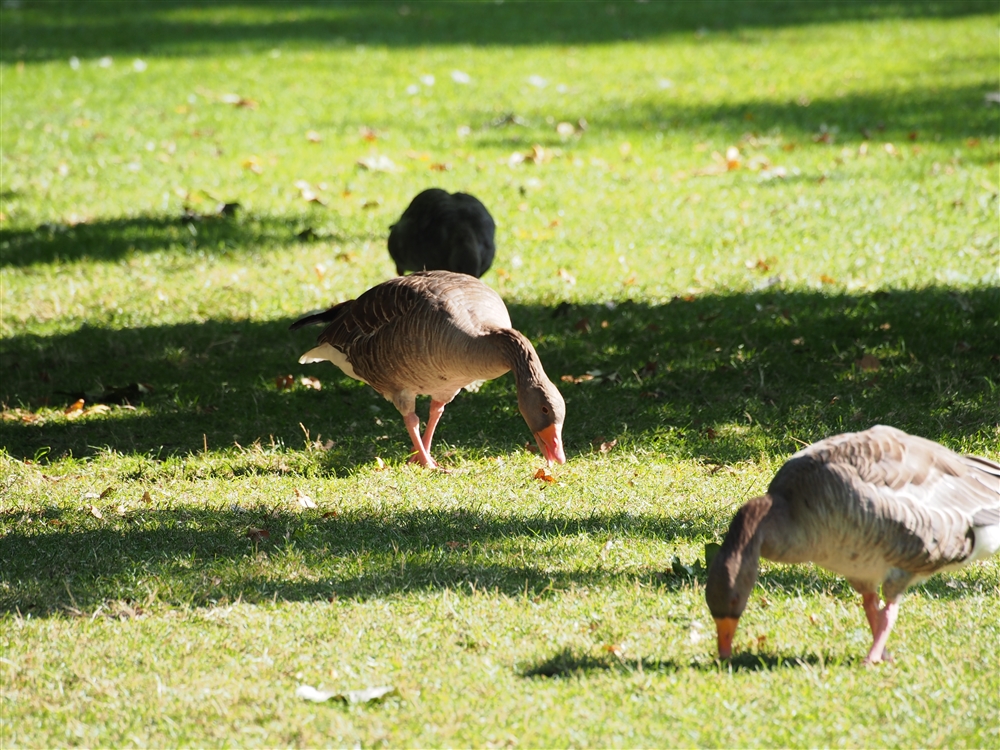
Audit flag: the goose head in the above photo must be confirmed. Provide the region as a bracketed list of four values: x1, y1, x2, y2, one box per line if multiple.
[705, 495, 771, 659]
[518, 380, 566, 465]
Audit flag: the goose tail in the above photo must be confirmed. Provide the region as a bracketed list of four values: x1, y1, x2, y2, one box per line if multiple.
[289, 302, 349, 331]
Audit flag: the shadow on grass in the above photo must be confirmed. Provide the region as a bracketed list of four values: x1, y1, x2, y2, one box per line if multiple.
[3, 1, 994, 63]
[1, 503, 991, 617]
[606, 82, 1000, 144]
[520, 647, 829, 678]
[2, 287, 997, 466]
[0, 211, 364, 268]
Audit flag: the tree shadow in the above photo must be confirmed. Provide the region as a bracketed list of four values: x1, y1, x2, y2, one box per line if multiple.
[604, 82, 1000, 143]
[2, 286, 997, 465]
[0, 211, 364, 268]
[3, 0, 994, 62]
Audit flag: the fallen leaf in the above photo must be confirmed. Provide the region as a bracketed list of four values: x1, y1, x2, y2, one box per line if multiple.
[557, 268, 576, 285]
[533, 467, 555, 483]
[592, 438, 617, 454]
[883, 142, 898, 156]
[445, 541, 466, 550]
[275, 374, 295, 390]
[220, 93, 258, 109]
[373, 456, 387, 471]
[603, 643, 625, 657]
[856, 354, 881, 372]
[725, 145, 740, 170]
[359, 126, 377, 142]
[556, 121, 575, 137]
[65, 399, 85, 417]
[322, 510, 339, 519]
[242, 156, 262, 174]
[704, 427, 717, 440]
[429, 162, 450, 172]
[306, 130, 322, 143]
[574, 317, 590, 333]
[296, 684, 396, 704]
[819, 274, 837, 285]
[300, 376, 322, 390]
[809, 613, 820, 625]
[141, 490, 152, 503]
[99, 486, 115, 499]
[90, 505, 104, 519]
[791, 337, 805, 346]
[356, 154, 397, 172]
[246, 528, 270, 543]
[879, 322, 891, 331]
[294, 488, 318, 509]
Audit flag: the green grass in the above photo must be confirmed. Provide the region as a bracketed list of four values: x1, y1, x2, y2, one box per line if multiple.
[2, 1, 999, 746]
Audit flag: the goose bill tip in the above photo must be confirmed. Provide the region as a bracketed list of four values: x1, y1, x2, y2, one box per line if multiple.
[534, 424, 565, 465]
[714, 616, 739, 660]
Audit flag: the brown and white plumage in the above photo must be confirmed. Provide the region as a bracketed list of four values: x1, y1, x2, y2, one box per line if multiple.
[706, 425, 1000, 663]
[291, 270, 565, 468]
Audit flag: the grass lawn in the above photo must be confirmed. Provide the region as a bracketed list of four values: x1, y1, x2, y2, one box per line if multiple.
[2, 0, 998, 746]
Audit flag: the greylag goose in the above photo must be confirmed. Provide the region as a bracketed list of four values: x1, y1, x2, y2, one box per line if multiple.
[388, 188, 496, 278]
[706, 425, 1000, 664]
[291, 270, 565, 468]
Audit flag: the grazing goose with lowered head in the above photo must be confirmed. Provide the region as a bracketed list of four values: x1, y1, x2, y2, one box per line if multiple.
[388, 188, 496, 278]
[291, 270, 565, 469]
[706, 425, 1000, 664]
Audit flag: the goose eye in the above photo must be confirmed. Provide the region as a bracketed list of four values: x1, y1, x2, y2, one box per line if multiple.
[541, 406, 549, 414]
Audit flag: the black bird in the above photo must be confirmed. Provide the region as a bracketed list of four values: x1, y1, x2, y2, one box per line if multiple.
[388, 188, 496, 278]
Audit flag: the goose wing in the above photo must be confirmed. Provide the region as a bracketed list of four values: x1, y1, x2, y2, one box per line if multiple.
[779, 425, 999, 575]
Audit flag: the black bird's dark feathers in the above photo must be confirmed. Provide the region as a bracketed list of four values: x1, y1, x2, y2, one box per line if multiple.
[388, 188, 496, 278]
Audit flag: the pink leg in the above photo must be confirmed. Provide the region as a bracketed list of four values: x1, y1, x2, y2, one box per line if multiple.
[864, 599, 900, 665]
[403, 412, 437, 468]
[421, 400, 447, 453]
[861, 592, 881, 635]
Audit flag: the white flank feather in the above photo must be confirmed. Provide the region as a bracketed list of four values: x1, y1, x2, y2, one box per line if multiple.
[298, 343, 362, 381]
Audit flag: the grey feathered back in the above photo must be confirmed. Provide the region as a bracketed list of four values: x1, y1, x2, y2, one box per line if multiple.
[388, 188, 496, 278]
[767, 425, 999, 587]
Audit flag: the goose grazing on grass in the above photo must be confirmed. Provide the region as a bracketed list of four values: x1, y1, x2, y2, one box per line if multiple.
[388, 188, 496, 278]
[291, 270, 565, 469]
[706, 425, 1000, 664]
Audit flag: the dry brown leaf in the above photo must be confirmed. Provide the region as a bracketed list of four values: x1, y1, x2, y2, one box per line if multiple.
[99, 486, 115, 499]
[356, 154, 397, 172]
[141, 490, 152, 503]
[65, 399, 85, 417]
[294, 487, 318, 509]
[725, 145, 740, 170]
[275, 374, 295, 390]
[819, 274, 837, 285]
[429, 162, 450, 172]
[246, 528, 270, 542]
[360, 126, 377, 142]
[593, 438, 617, 454]
[705, 427, 718, 440]
[557, 268, 576, 285]
[574, 318, 590, 333]
[603, 643, 625, 657]
[322, 510, 339, 519]
[856, 354, 881, 372]
[300, 376, 322, 390]
[533, 467, 556, 483]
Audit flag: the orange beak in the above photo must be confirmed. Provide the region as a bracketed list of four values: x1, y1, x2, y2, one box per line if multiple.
[714, 617, 739, 659]
[534, 423, 565, 465]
